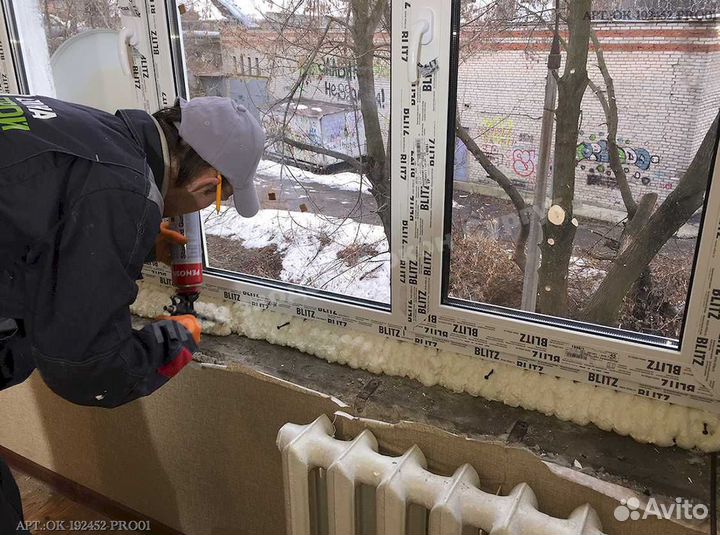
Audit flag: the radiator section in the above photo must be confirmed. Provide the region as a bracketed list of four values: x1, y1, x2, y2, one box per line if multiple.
[277, 415, 605, 535]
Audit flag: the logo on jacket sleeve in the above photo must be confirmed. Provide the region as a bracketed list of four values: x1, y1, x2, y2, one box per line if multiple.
[0, 96, 57, 132]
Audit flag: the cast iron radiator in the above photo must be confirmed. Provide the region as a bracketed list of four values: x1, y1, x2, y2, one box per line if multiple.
[276, 415, 606, 535]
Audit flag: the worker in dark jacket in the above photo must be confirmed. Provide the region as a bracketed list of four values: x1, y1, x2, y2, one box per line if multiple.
[0, 94, 265, 532]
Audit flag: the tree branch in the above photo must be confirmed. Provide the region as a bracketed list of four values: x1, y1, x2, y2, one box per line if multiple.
[281, 136, 365, 172]
[456, 120, 529, 268]
[589, 29, 637, 217]
[326, 15, 350, 29]
[581, 111, 720, 325]
[455, 123, 527, 214]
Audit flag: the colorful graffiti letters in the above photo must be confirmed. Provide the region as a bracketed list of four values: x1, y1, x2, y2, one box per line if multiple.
[512, 149, 536, 177]
[480, 117, 515, 146]
[576, 139, 660, 172]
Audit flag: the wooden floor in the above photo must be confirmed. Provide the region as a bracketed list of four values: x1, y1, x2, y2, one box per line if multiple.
[12, 467, 145, 535]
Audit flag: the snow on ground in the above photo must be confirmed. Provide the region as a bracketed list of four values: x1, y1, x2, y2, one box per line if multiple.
[569, 256, 606, 294]
[256, 160, 372, 194]
[570, 256, 606, 279]
[203, 207, 390, 303]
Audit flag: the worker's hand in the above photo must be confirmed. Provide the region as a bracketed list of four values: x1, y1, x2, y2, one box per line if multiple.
[155, 221, 187, 266]
[156, 314, 202, 345]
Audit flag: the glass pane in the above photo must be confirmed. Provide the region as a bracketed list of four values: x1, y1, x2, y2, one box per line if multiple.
[11, 0, 133, 111]
[449, 0, 719, 342]
[180, 0, 391, 304]
[42, 0, 121, 54]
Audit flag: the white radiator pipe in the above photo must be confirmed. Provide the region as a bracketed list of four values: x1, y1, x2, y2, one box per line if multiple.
[277, 415, 605, 535]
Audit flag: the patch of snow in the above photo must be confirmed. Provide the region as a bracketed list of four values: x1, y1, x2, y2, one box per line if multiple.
[568, 256, 606, 294]
[256, 160, 372, 194]
[678, 222, 699, 239]
[569, 256, 606, 280]
[203, 207, 390, 303]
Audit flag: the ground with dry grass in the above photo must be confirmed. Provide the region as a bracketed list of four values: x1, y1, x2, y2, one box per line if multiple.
[206, 235, 284, 279]
[449, 206, 695, 340]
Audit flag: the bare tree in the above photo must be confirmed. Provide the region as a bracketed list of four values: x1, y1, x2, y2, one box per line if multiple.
[454, 0, 718, 334]
[536, 0, 591, 316]
[531, 0, 719, 325]
[42, 0, 120, 54]
[265, 0, 392, 239]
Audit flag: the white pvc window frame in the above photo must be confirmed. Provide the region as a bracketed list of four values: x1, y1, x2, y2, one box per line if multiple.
[2, 0, 719, 414]
[0, 0, 22, 93]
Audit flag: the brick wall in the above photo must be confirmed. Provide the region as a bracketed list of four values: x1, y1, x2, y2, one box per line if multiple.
[456, 22, 720, 212]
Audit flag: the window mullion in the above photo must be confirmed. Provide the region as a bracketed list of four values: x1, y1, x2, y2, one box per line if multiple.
[390, 0, 451, 334]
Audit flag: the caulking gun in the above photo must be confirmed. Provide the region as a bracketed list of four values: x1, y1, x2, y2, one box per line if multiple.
[164, 213, 204, 317]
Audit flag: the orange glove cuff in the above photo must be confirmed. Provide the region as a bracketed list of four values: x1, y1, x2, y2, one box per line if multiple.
[156, 314, 202, 345]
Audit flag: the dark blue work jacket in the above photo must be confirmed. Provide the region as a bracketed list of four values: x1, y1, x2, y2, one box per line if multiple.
[0, 95, 196, 408]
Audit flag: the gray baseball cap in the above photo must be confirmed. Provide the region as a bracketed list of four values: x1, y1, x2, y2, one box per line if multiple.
[178, 96, 265, 217]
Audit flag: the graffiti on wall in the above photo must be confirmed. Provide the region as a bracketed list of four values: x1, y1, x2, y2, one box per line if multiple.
[322, 112, 363, 156]
[302, 56, 389, 109]
[322, 81, 387, 109]
[475, 117, 538, 184]
[306, 56, 391, 80]
[307, 122, 321, 145]
[480, 143, 504, 165]
[511, 149, 536, 177]
[480, 117, 515, 146]
[469, 122, 665, 193]
[576, 132, 660, 188]
[324, 81, 358, 103]
[454, 137, 469, 181]
[279, 109, 365, 166]
[576, 140, 659, 172]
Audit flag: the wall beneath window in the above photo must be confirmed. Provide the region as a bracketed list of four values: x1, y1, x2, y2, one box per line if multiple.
[0, 363, 339, 534]
[0, 341, 709, 535]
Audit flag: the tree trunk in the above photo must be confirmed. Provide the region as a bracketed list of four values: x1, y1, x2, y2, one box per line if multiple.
[582, 111, 720, 326]
[536, 0, 592, 316]
[351, 0, 391, 241]
[369, 177, 392, 241]
[619, 192, 656, 253]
